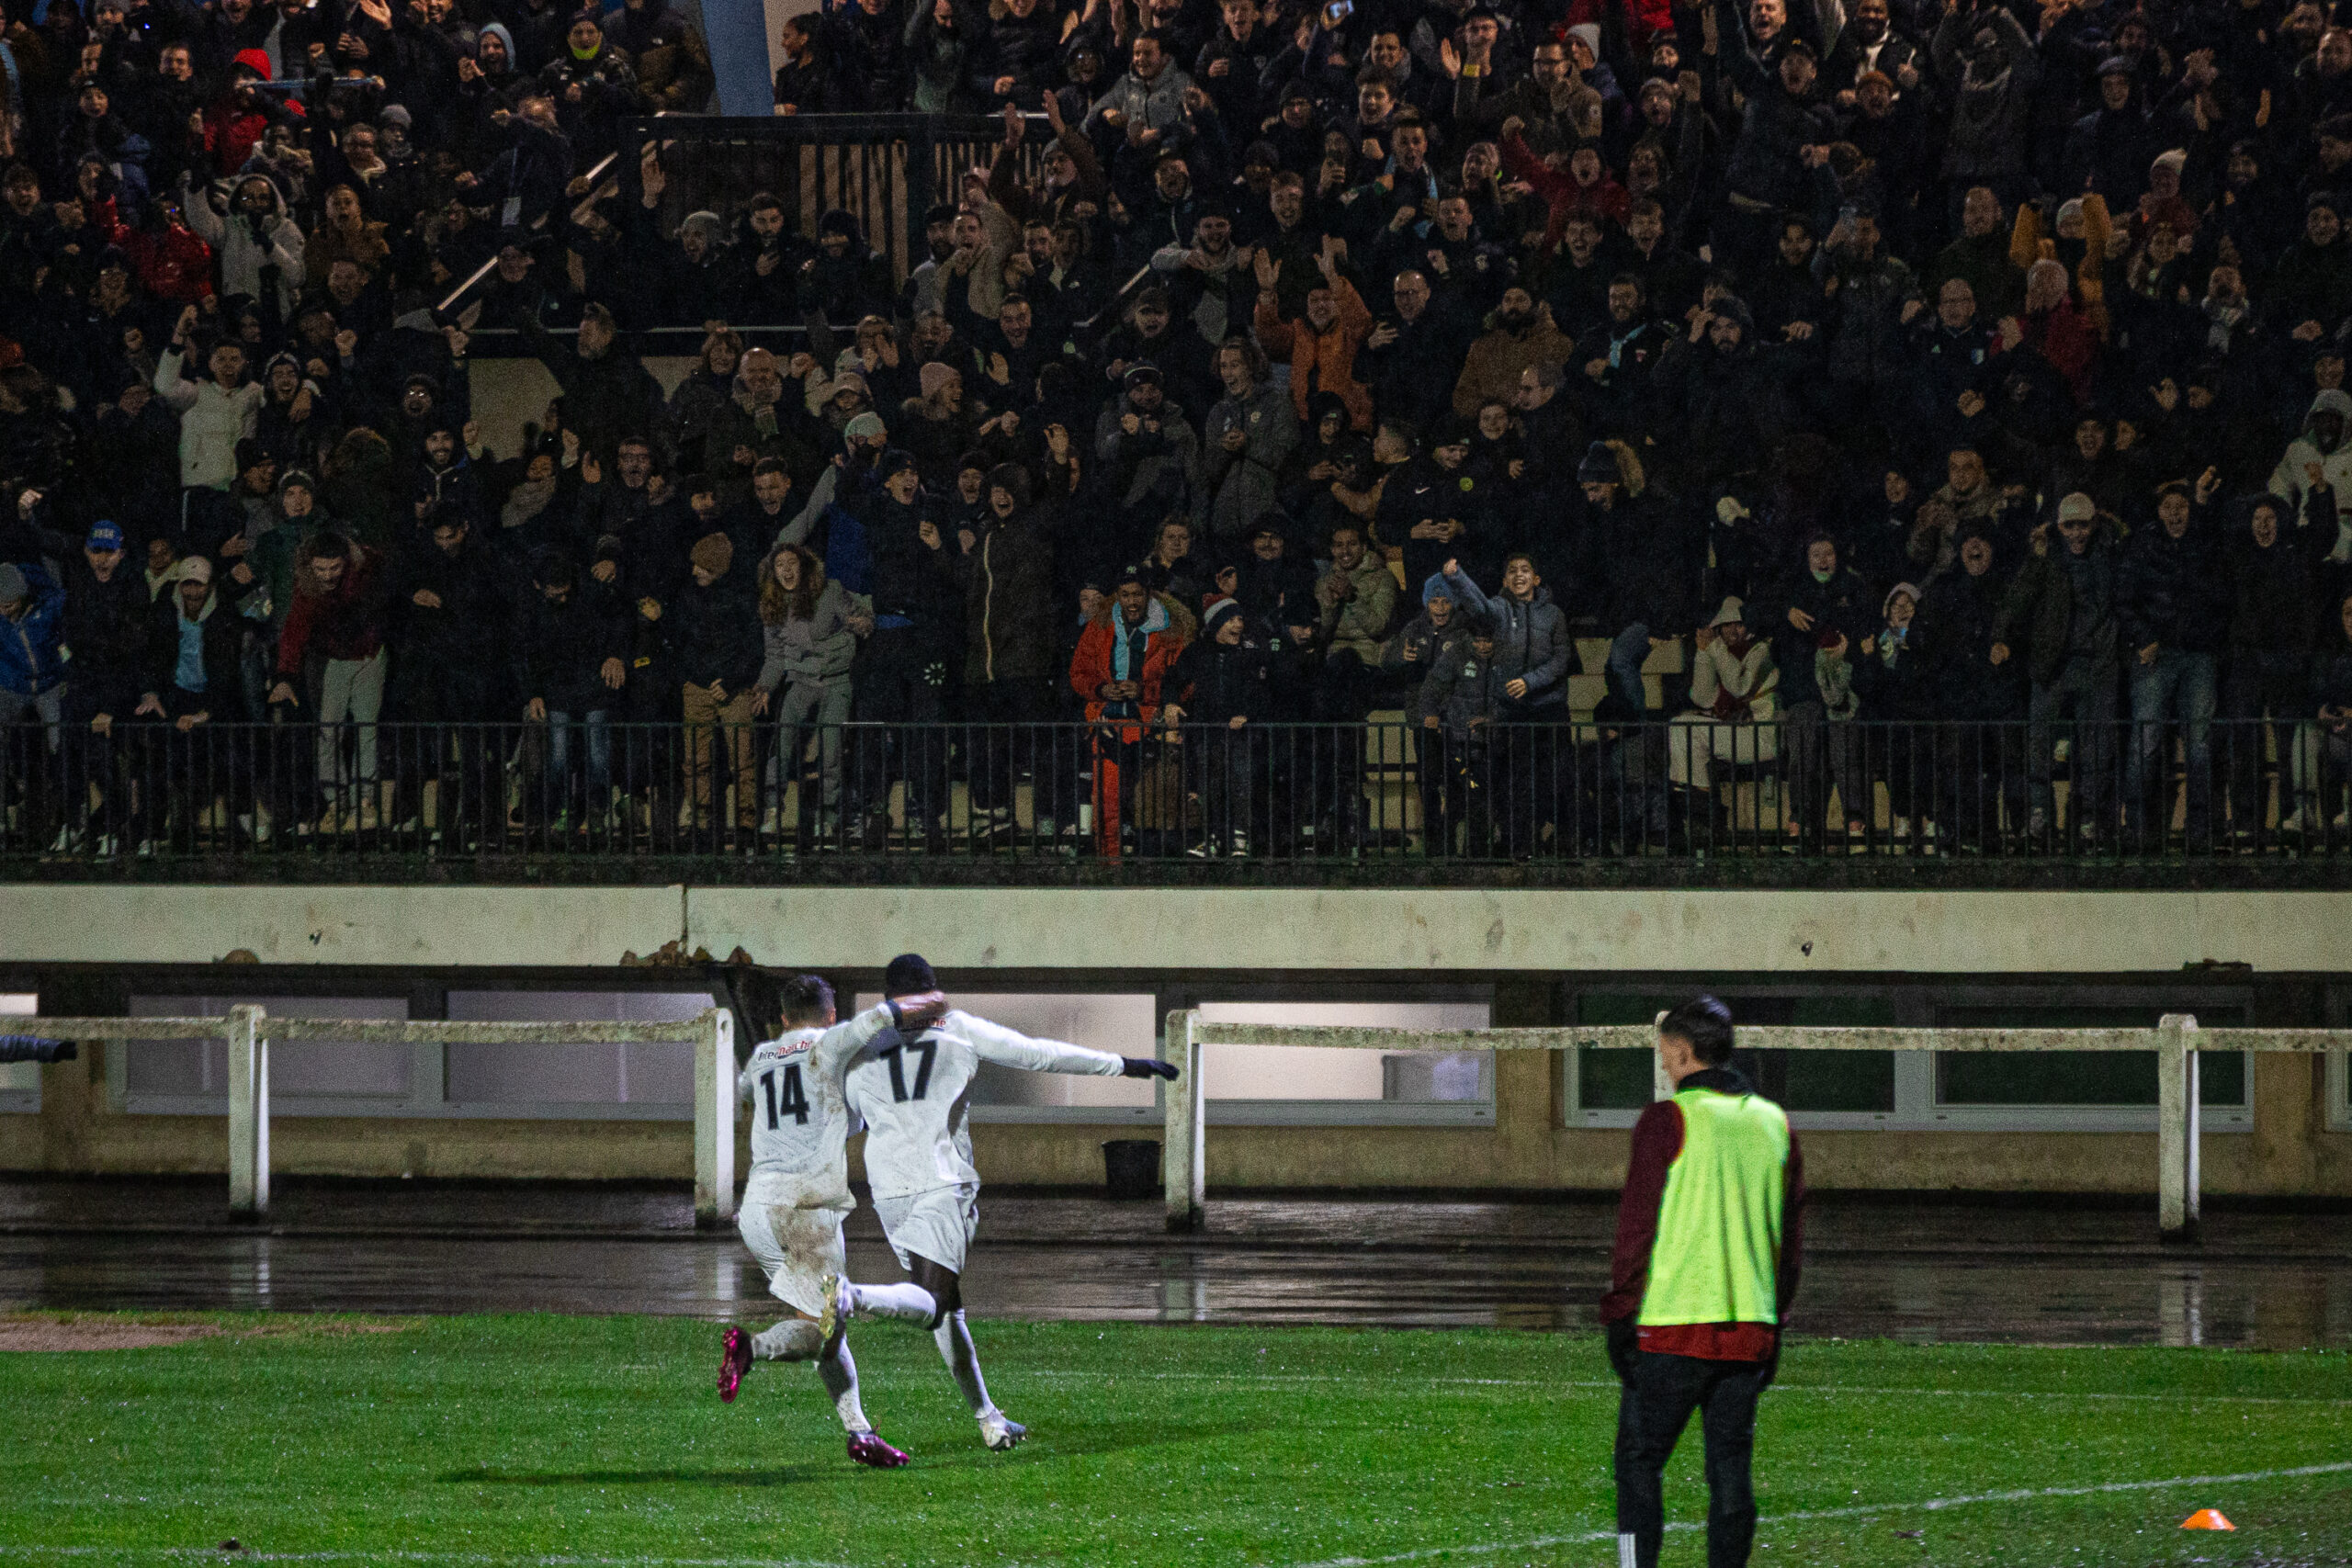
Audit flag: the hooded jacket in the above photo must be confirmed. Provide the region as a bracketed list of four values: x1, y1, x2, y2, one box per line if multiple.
[963, 503, 1058, 683]
[179, 171, 302, 314]
[1930, 6, 2041, 181]
[0, 563, 67, 697]
[756, 574, 858, 689]
[1202, 379, 1299, 541]
[1070, 592, 1191, 724]
[141, 581, 244, 715]
[1418, 627, 1510, 736]
[2267, 389, 2352, 536]
[151, 351, 265, 491]
[1439, 563, 1570, 710]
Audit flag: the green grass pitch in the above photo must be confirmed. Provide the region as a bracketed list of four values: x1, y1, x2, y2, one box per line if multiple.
[3, 1314, 2348, 1566]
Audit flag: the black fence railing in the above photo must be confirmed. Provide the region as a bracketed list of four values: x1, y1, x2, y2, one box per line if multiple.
[620, 114, 1041, 288]
[1, 718, 2346, 867]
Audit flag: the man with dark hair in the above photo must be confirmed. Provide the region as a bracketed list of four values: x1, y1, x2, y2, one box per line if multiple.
[717, 975, 949, 1467]
[834, 953, 1178, 1451]
[1601, 996, 1805, 1568]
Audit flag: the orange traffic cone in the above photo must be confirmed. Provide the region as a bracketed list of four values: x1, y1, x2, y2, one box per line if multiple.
[2180, 1509, 2235, 1530]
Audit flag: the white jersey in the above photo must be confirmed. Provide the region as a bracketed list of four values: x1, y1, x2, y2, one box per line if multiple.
[738, 1002, 901, 1212]
[844, 1010, 1125, 1201]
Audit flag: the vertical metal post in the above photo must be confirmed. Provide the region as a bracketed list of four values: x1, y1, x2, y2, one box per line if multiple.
[227, 1005, 268, 1220]
[695, 1008, 736, 1228]
[2157, 1013, 2200, 1244]
[1164, 1009, 1204, 1233]
[1653, 1010, 1675, 1101]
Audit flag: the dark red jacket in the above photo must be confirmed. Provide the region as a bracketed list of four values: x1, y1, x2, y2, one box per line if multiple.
[1600, 1066, 1806, 1361]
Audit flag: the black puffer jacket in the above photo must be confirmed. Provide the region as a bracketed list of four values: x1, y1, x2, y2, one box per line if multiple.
[2119, 515, 2230, 657]
[2225, 505, 2322, 654]
[1714, 0, 1837, 209]
[521, 580, 632, 713]
[963, 508, 1058, 683]
[664, 572, 763, 690]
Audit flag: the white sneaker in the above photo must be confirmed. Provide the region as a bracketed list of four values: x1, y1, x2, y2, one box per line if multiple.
[1892, 816, 1910, 840]
[48, 824, 83, 853]
[978, 1413, 1026, 1451]
[1229, 830, 1249, 858]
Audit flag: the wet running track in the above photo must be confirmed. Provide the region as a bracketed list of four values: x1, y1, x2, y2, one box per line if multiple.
[2, 1179, 2346, 1348]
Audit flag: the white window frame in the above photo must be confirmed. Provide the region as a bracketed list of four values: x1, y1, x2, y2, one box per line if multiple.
[0, 994, 39, 1114]
[435, 988, 710, 1122]
[1172, 984, 1499, 1128]
[1563, 983, 2256, 1134]
[113, 987, 714, 1121]
[115, 993, 422, 1118]
[2327, 987, 2351, 1135]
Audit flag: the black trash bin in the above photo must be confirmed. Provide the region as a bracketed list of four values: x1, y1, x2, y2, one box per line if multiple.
[1102, 1139, 1161, 1200]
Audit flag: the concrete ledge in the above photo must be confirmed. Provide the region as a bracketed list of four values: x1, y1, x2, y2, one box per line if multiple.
[3, 883, 2349, 975]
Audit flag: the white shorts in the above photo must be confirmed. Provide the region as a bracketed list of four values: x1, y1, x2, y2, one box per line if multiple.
[873, 1183, 980, 1275]
[736, 1200, 847, 1318]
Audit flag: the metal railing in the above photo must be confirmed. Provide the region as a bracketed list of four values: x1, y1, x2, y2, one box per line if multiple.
[619, 113, 1043, 287]
[1, 717, 2346, 867]
[24, 1007, 736, 1224]
[1156, 1011, 2352, 1241]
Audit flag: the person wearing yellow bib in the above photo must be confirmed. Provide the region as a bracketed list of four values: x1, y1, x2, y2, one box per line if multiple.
[1599, 997, 1807, 1568]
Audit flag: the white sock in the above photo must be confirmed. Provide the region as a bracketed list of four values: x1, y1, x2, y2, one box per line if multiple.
[854, 1281, 939, 1324]
[752, 1319, 823, 1361]
[933, 1309, 998, 1420]
[819, 1337, 870, 1434]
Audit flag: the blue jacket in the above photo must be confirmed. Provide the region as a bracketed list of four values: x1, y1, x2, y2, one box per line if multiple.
[0, 561, 66, 697]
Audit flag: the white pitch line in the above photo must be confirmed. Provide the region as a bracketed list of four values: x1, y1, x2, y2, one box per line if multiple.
[0, 1552, 854, 1568]
[1026, 1369, 2352, 1406]
[8, 1463, 2351, 1568]
[1284, 1460, 2352, 1568]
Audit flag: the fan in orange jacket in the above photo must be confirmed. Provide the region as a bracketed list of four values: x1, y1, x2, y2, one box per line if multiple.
[1069, 575, 1192, 854]
[1069, 577, 1188, 727]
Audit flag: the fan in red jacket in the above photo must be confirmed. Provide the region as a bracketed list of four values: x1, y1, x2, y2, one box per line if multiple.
[1069, 574, 1187, 858]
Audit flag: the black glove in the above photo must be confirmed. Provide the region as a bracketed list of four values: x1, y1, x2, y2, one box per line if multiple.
[1121, 1056, 1180, 1080]
[1605, 1318, 1641, 1384]
[0, 1035, 74, 1065]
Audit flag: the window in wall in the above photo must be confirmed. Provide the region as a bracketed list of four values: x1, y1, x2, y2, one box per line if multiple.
[0, 994, 37, 1112]
[852, 993, 1158, 1113]
[444, 991, 709, 1113]
[1193, 1000, 1494, 1116]
[125, 996, 411, 1111]
[1576, 993, 1896, 1113]
[1932, 1004, 2246, 1108]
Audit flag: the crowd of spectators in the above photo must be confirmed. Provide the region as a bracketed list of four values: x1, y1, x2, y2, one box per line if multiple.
[6, 0, 2352, 858]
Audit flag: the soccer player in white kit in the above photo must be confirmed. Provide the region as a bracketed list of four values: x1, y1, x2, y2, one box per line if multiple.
[831, 953, 1179, 1451]
[716, 974, 946, 1468]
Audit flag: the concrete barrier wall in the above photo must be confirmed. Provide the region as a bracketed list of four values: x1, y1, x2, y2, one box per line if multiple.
[7, 884, 2350, 974]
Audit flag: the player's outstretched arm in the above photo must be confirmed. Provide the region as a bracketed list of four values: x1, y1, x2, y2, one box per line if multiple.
[956, 1012, 1127, 1077]
[818, 992, 950, 1067]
